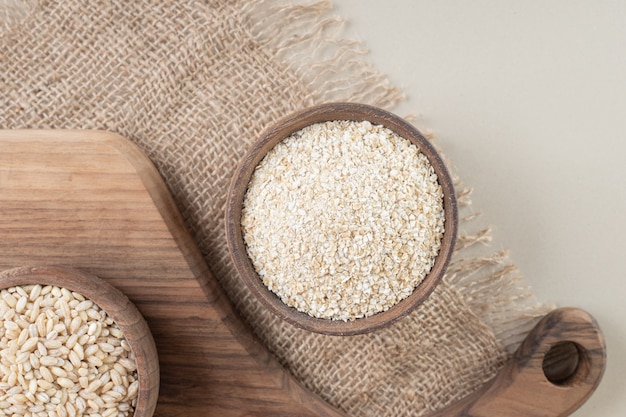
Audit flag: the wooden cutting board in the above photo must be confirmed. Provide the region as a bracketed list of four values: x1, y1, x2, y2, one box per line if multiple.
[1, 130, 607, 417]
[0, 130, 345, 417]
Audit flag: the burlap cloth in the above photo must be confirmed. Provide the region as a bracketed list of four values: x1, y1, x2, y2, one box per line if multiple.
[0, 1, 549, 415]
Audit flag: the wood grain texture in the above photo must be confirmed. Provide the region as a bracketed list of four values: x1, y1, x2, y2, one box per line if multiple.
[0, 265, 159, 417]
[0, 130, 345, 417]
[0, 130, 605, 417]
[430, 307, 606, 417]
[226, 102, 458, 335]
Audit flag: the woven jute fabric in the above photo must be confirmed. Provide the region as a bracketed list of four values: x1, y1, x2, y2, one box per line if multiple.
[0, 1, 548, 415]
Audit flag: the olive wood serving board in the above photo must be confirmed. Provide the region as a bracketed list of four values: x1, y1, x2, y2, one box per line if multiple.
[0, 130, 606, 417]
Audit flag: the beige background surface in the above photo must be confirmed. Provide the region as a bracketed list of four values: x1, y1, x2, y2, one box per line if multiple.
[332, 1, 625, 416]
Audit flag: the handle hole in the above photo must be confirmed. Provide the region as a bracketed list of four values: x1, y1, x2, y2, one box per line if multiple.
[542, 341, 589, 386]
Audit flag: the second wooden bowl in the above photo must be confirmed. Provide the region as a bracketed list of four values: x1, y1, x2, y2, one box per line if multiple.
[226, 103, 458, 335]
[0, 266, 159, 417]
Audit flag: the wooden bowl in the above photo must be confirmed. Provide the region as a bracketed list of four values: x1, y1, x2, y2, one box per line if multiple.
[226, 103, 458, 335]
[0, 266, 159, 417]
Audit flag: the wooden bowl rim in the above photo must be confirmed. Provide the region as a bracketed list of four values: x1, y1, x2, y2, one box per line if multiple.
[226, 102, 458, 335]
[0, 266, 159, 417]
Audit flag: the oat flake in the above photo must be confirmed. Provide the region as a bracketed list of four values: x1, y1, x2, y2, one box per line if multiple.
[242, 120, 445, 321]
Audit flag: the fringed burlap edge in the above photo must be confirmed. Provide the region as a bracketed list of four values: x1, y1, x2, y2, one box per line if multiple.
[240, 0, 551, 356]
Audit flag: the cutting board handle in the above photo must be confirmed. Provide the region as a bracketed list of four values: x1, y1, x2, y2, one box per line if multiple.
[430, 307, 606, 417]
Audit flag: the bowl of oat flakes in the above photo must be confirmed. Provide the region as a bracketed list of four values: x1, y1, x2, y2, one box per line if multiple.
[226, 103, 457, 335]
[0, 266, 159, 417]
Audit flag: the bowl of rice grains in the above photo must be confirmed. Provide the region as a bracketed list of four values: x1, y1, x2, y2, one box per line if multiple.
[226, 103, 458, 335]
[0, 265, 159, 417]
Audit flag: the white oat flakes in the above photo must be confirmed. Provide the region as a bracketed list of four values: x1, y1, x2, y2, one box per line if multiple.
[242, 120, 445, 321]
